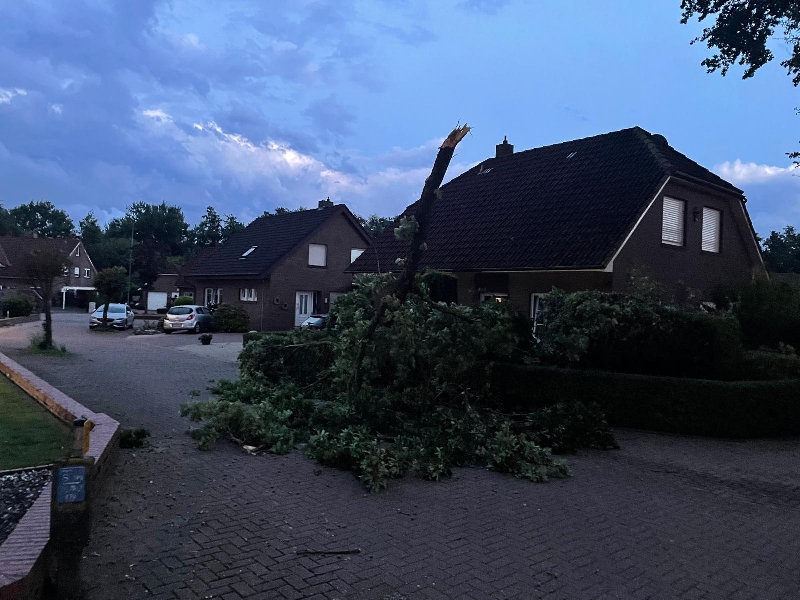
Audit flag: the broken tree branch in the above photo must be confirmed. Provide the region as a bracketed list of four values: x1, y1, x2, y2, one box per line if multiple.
[350, 124, 471, 395]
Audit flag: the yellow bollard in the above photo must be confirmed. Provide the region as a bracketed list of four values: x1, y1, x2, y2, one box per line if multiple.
[83, 420, 95, 456]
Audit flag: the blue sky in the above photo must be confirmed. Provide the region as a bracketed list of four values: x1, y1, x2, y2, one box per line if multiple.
[0, 0, 797, 236]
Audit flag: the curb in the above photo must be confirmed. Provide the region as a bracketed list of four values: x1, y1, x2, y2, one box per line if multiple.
[0, 352, 120, 598]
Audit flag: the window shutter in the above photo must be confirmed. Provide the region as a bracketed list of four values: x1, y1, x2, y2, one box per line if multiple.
[661, 197, 684, 246]
[702, 207, 721, 253]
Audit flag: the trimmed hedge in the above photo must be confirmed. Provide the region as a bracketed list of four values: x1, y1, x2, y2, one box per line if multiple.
[493, 363, 800, 438]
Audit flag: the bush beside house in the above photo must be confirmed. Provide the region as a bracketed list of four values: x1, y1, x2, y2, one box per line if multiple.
[212, 303, 250, 332]
[2, 294, 35, 318]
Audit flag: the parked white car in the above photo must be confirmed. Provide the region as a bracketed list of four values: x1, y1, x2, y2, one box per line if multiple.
[90, 304, 135, 329]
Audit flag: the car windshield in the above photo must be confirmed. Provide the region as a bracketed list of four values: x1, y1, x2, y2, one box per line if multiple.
[168, 307, 193, 315]
[97, 305, 125, 314]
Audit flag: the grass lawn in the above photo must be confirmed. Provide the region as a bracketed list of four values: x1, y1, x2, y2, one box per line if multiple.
[0, 376, 72, 470]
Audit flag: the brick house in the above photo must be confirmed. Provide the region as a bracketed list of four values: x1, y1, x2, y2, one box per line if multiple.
[0, 236, 98, 309]
[180, 201, 372, 330]
[348, 127, 765, 322]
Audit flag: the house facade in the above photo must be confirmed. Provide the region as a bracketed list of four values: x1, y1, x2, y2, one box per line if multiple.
[180, 201, 371, 331]
[0, 236, 98, 309]
[349, 127, 765, 321]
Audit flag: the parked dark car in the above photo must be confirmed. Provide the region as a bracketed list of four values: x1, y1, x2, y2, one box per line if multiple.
[300, 314, 328, 330]
[162, 305, 214, 334]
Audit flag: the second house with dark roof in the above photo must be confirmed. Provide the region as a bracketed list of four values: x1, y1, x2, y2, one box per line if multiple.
[180, 200, 372, 331]
[349, 127, 765, 322]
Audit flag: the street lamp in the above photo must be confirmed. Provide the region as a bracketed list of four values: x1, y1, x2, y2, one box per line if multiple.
[126, 218, 133, 305]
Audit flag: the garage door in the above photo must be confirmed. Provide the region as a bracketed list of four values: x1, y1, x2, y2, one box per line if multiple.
[147, 291, 168, 311]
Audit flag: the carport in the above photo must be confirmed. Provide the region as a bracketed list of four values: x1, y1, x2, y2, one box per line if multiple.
[60, 286, 96, 310]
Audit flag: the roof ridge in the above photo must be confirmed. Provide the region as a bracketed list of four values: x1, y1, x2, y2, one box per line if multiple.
[631, 126, 674, 175]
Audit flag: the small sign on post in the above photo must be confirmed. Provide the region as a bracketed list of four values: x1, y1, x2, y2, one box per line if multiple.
[56, 465, 86, 504]
[50, 419, 96, 599]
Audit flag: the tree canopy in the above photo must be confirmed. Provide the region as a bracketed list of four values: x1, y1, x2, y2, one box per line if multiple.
[762, 225, 800, 273]
[10, 201, 75, 238]
[681, 1, 800, 84]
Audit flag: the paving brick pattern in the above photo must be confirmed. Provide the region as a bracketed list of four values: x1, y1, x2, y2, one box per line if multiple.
[3, 316, 800, 599]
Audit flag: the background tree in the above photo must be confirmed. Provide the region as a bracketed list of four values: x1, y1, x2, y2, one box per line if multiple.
[191, 206, 223, 247]
[10, 200, 75, 238]
[357, 214, 395, 237]
[23, 247, 70, 349]
[0, 205, 19, 236]
[79, 211, 103, 247]
[762, 225, 800, 272]
[221, 214, 245, 243]
[93, 267, 129, 328]
[681, 1, 800, 158]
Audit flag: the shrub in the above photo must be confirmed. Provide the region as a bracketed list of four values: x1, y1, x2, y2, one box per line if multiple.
[173, 295, 194, 306]
[733, 280, 800, 350]
[2, 294, 35, 318]
[539, 289, 743, 379]
[494, 363, 800, 438]
[212, 303, 250, 332]
[120, 428, 150, 448]
[738, 350, 800, 380]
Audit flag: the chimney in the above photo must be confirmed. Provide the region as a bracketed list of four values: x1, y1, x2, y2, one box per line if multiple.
[495, 136, 514, 158]
[318, 197, 334, 209]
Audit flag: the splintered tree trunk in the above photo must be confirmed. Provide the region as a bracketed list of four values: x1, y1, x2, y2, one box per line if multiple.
[351, 124, 471, 395]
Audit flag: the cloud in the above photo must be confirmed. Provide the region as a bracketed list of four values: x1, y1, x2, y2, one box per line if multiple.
[303, 95, 357, 138]
[0, 88, 26, 104]
[714, 159, 797, 185]
[457, 0, 514, 15]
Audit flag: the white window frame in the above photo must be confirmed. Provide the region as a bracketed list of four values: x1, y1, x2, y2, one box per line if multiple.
[75, 246, 80, 257]
[205, 287, 222, 305]
[73, 266, 80, 277]
[62, 266, 69, 277]
[701, 207, 721, 253]
[661, 197, 685, 247]
[84, 268, 91, 278]
[530, 294, 547, 338]
[241, 246, 257, 258]
[239, 288, 258, 302]
[350, 248, 365, 263]
[308, 244, 327, 267]
[480, 292, 508, 303]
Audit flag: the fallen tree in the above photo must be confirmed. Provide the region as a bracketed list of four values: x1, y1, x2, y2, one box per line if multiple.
[181, 125, 617, 491]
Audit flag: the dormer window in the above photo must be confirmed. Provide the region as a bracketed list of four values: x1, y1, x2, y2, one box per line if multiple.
[240, 246, 257, 258]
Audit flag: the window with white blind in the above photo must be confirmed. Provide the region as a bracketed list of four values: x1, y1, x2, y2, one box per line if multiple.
[350, 248, 365, 263]
[661, 197, 685, 246]
[239, 288, 257, 302]
[308, 244, 327, 267]
[701, 207, 721, 253]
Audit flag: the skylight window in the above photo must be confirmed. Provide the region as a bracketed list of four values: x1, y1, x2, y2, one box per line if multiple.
[240, 246, 257, 258]
[566, 151, 578, 159]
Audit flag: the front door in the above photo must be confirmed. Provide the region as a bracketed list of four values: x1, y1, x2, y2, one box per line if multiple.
[295, 291, 312, 326]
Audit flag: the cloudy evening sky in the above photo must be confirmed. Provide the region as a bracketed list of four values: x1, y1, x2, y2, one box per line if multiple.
[0, 0, 797, 236]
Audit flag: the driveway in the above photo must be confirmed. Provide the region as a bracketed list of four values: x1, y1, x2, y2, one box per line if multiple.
[2, 313, 799, 599]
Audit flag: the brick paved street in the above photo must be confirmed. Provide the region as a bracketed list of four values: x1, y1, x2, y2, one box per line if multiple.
[3, 314, 800, 599]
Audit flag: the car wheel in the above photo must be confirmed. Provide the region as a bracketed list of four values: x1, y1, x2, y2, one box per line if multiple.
[164, 330, 173, 334]
[193, 323, 201, 334]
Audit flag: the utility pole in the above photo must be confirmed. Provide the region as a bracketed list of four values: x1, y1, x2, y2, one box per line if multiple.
[126, 218, 134, 305]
